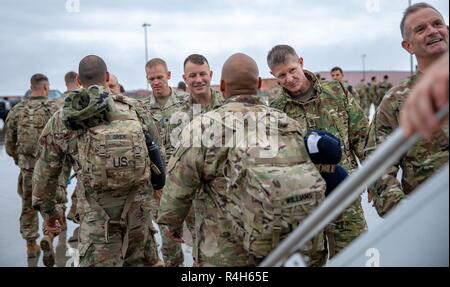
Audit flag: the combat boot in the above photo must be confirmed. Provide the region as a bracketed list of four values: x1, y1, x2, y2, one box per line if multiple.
[26, 240, 40, 258]
[40, 234, 55, 267]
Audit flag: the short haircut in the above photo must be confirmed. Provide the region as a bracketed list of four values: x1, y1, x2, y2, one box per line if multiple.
[331, 67, 343, 74]
[145, 58, 168, 71]
[64, 71, 78, 84]
[30, 73, 49, 89]
[78, 55, 108, 86]
[183, 54, 209, 69]
[400, 2, 443, 39]
[120, 85, 125, 93]
[371, 76, 377, 81]
[384, 75, 389, 80]
[267, 45, 299, 70]
[177, 81, 187, 91]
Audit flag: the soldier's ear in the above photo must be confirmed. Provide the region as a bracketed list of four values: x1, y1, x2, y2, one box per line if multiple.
[402, 40, 414, 55]
[298, 57, 304, 68]
[76, 75, 82, 87]
[105, 72, 110, 83]
[220, 79, 225, 93]
[167, 71, 172, 80]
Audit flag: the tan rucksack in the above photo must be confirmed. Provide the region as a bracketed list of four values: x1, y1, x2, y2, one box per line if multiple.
[76, 99, 150, 192]
[17, 99, 55, 157]
[205, 109, 326, 258]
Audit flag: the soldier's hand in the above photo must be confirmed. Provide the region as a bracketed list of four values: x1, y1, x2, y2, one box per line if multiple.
[154, 189, 163, 204]
[45, 213, 63, 236]
[163, 226, 184, 244]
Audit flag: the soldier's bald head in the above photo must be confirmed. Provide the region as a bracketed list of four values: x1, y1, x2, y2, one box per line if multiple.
[78, 55, 109, 87]
[220, 53, 261, 99]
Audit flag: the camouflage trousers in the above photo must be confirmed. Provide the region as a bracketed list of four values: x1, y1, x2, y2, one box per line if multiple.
[148, 185, 196, 267]
[17, 169, 66, 241]
[326, 197, 367, 259]
[77, 187, 158, 267]
[67, 183, 80, 223]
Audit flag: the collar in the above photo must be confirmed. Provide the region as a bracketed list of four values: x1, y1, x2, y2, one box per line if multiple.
[224, 94, 264, 105]
[186, 89, 224, 111]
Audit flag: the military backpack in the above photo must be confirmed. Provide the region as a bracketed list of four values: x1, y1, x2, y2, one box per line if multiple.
[206, 109, 325, 258]
[17, 99, 55, 157]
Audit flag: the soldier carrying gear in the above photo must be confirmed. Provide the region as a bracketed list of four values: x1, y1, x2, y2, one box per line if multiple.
[5, 73, 67, 264]
[32, 55, 164, 267]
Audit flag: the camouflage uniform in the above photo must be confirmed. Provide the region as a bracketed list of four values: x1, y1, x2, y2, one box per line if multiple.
[54, 92, 79, 224]
[158, 95, 327, 267]
[141, 88, 189, 161]
[376, 79, 393, 108]
[163, 89, 224, 265]
[366, 74, 449, 217]
[140, 89, 189, 266]
[368, 82, 380, 110]
[355, 82, 370, 116]
[32, 90, 162, 267]
[170, 89, 224, 150]
[5, 96, 65, 241]
[341, 82, 363, 111]
[270, 71, 368, 258]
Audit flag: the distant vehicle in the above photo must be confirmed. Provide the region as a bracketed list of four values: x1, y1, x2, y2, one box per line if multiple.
[0, 98, 11, 122]
[23, 89, 63, 101]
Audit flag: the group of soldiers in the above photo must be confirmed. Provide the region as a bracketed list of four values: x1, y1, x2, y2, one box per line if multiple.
[324, 66, 394, 117]
[4, 2, 449, 267]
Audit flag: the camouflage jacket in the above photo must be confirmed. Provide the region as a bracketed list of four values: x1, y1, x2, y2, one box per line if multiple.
[270, 70, 369, 172]
[157, 94, 325, 266]
[5, 96, 59, 169]
[366, 74, 449, 216]
[355, 83, 370, 110]
[374, 80, 393, 107]
[141, 88, 189, 163]
[32, 92, 162, 217]
[168, 89, 224, 157]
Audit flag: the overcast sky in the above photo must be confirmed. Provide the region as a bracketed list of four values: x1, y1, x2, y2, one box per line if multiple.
[0, 0, 448, 95]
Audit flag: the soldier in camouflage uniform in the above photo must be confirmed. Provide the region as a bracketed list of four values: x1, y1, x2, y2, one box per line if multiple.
[32, 55, 163, 267]
[366, 3, 449, 217]
[267, 45, 368, 259]
[141, 58, 189, 267]
[355, 79, 370, 117]
[368, 76, 380, 110]
[5, 74, 66, 263]
[164, 54, 224, 266]
[59, 71, 81, 225]
[330, 67, 362, 107]
[376, 75, 393, 105]
[158, 53, 327, 267]
[170, 54, 224, 157]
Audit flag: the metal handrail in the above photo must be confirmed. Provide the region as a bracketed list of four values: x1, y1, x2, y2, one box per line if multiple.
[260, 106, 449, 267]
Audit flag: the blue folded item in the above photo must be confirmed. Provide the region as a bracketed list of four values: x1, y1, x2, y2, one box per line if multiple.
[320, 165, 348, 196]
[304, 130, 348, 196]
[304, 130, 342, 165]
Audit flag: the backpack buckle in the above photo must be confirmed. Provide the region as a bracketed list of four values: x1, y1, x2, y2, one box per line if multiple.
[133, 146, 142, 159]
[98, 144, 107, 158]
